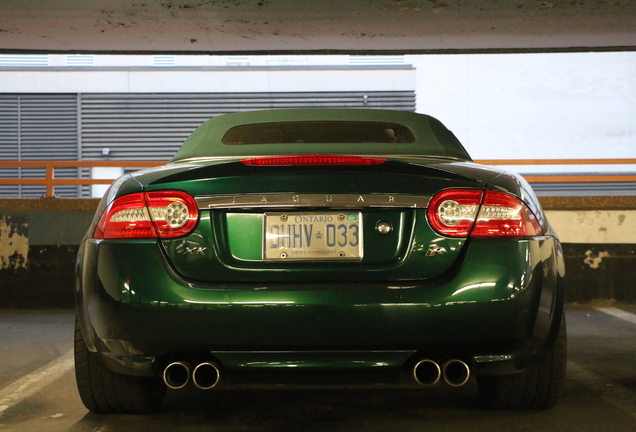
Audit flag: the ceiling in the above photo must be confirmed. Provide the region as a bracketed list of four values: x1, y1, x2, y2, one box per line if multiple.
[1, 0, 635, 54]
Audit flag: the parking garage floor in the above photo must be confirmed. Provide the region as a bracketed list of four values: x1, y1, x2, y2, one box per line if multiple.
[1, 305, 636, 432]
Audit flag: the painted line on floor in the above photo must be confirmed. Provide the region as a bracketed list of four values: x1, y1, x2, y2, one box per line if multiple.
[0, 349, 74, 417]
[597, 307, 636, 326]
[568, 361, 636, 419]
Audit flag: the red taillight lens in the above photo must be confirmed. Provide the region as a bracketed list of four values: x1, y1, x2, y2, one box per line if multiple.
[472, 191, 543, 237]
[427, 189, 483, 237]
[94, 191, 199, 239]
[240, 155, 387, 166]
[145, 191, 200, 238]
[427, 189, 543, 238]
[94, 193, 154, 239]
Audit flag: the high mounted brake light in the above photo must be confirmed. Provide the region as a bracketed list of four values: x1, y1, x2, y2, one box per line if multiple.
[427, 189, 543, 238]
[94, 191, 199, 239]
[240, 155, 387, 166]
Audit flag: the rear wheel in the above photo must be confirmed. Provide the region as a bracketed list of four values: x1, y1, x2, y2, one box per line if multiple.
[74, 316, 166, 414]
[477, 315, 567, 410]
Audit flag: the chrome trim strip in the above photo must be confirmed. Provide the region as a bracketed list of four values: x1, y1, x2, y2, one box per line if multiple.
[196, 194, 431, 209]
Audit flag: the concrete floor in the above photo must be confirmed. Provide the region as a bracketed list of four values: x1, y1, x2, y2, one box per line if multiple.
[1, 306, 636, 432]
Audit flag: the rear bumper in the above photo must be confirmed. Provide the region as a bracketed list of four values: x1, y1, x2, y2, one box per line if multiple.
[75, 236, 565, 380]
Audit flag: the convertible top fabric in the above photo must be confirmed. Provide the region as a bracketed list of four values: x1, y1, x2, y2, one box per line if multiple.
[171, 109, 471, 162]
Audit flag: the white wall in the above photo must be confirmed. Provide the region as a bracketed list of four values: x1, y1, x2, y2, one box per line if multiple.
[409, 52, 636, 163]
[2, 52, 635, 168]
[0, 67, 415, 93]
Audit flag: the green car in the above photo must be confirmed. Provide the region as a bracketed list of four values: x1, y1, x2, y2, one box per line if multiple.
[74, 109, 566, 413]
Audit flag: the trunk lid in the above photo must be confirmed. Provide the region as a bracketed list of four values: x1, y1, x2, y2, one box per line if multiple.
[135, 158, 498, 282]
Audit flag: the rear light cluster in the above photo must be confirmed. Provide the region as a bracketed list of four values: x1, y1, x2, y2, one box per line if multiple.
[94, 188, 539, 240]
[427, 189, 542, 238]
[94, 191, 199, 239]
[240, 155, 387, 166]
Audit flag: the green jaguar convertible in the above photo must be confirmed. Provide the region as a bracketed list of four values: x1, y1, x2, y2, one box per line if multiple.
[74, 108, 566, 413]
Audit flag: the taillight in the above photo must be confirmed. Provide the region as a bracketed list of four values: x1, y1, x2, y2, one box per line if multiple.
[472, 191, 542, 237]
[94, 191, 199, 239]
[240, 155, 387, 166]
[427, 189, 483, 237]
[427, 189, 542, 238]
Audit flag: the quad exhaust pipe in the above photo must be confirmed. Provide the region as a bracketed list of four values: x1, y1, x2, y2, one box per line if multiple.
[412, 359, 442, 387]
[163, 361, 192, 389]
[162, 361, 221, 390]
[441, 359, 471, 387]
[412, 358, 470, 387]
[192, 362, 221, 389]
[165, 358, 468, 389]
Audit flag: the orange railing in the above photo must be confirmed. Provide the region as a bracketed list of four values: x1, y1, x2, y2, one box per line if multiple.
[476, 158, 636, 184]
[0, 159, 635, 198]
[0, 161, 161, 197]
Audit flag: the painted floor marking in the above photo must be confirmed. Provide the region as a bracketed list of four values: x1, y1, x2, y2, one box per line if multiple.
[597, 307, 636, 326]
[0, 349, 74, 417]
[567, 361, 636, 420]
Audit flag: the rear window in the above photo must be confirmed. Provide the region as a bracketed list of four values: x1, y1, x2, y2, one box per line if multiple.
[222, 121, 416, 145]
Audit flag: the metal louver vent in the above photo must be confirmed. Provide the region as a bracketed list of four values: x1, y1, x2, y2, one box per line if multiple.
[0, 94, 79, 197]
[0, 96, 20, 197]
[349, 56, 406, 65]
[1, 91, 416, 197]
[152, 56, 176, 66]
[80, 92, 416, 162]
[66, 55, 95, 66]
[0, 55, 49, 66]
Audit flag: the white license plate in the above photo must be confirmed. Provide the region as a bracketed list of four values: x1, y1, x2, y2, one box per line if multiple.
[263, 212, 363, 261]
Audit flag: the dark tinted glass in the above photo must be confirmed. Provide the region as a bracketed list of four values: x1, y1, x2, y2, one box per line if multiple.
[222, 121, 415, 145]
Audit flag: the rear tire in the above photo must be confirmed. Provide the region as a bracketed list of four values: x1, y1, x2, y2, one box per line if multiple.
[478, 314, 567, 410]
[74, 316, 166, 414]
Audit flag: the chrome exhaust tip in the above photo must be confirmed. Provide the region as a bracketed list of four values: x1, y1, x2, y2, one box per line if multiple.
[412, 359, 442, 387]
[163, 361, 191, 389]
[442, 359, 470, 387]
[192, 362, 221, 390]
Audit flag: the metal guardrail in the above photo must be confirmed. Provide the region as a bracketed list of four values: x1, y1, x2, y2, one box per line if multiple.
[0, 161, 160, 197]
[0, 159, 635, 198]
[476, 158, 636, 184]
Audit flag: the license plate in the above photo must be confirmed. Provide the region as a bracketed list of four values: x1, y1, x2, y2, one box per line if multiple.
[263, 212, 363, 261]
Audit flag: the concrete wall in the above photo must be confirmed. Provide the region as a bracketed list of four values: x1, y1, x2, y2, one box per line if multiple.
[0, 200, 95, 308]
[2, 1, 636, 52]
[541, 196, 636, 303]
[1, 197, 634, 308]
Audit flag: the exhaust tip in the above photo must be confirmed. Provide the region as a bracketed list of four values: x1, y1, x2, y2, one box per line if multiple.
[412, 359, 442, 387]
[192, 362, 221, 390]
[163, 361, 191, 389]
[442, 359, 470, 387]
